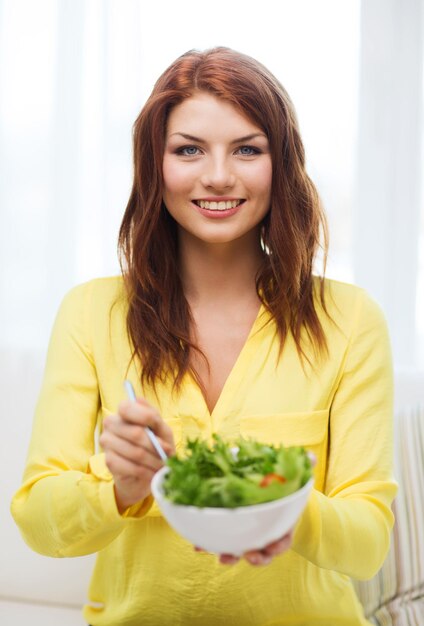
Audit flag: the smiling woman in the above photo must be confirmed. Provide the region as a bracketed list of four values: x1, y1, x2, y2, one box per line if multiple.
[119, 47, 330, 398]
[11, 47, 397, 626]
[162, 92, 272, 244]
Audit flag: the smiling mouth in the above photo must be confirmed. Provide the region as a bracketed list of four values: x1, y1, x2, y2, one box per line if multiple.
[193, 199, 246, 211]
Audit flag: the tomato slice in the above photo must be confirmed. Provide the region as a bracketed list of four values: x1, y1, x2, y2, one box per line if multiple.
[260, 473, 287, 487]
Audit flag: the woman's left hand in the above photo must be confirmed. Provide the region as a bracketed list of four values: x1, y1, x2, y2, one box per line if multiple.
[194, 451, 314, 566]
[194, 528, 294, 566]
[220, 528, 294, 566]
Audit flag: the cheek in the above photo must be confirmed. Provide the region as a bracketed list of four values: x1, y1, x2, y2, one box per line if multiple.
[248, 160, 272, 201]
[162, 159, 193, 196]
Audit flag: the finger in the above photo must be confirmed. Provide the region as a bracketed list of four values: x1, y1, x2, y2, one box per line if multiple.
[244, 551, 273, 566]
[103, 416, 144, 444]
[100, 431, 164, 472]
[104, 449, 155, 480]
[218, 554, 240, 565]
[118, 401, 172, 441]
[104, 412, 175, 461]
[261, 530, 294, 557]
[103, 417, 174, 456]
[118, 400, 159, 426]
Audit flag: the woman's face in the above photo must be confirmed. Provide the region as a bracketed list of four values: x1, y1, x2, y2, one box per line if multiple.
[162, 92, 272, 247]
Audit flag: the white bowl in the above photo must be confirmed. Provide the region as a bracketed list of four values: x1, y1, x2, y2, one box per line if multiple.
[151, 467, 314, 556]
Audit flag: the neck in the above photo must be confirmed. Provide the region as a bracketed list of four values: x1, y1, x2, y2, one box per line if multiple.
[178, 230, 265, 307]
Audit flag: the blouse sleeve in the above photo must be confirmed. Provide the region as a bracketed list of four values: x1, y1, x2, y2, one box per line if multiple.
[10, 281, 153, 557]
[291, 289, 398, 580]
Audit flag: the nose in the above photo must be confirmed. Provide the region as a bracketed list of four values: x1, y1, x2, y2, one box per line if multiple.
[200, 154, 235, 190]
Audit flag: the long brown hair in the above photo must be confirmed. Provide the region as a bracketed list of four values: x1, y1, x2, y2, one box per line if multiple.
[118, 47, 329, 394]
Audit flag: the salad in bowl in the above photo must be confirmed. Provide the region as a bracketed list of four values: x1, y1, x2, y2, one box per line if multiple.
[151, 435, 314, 555]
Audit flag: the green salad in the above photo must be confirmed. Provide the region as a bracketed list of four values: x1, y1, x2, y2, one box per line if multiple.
[162, 435, 313, 508]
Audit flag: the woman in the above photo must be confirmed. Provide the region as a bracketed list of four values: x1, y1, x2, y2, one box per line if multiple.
[11, 47, 397, 625]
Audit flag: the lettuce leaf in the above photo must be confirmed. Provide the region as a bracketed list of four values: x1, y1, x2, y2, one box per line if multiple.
[162, 434, 312, 508]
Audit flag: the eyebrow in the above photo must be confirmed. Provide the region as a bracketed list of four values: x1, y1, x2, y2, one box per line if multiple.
[168, 132, 268, 144]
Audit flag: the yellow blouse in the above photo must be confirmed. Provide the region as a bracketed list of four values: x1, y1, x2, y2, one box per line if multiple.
[11, 276, 397, 625]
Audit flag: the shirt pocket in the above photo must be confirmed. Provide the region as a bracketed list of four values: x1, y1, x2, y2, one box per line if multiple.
[239, 409, 329, 492]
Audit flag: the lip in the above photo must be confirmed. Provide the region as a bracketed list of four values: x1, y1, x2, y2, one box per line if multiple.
[191, 200, 244, 219]
[193, 197, 245, 202]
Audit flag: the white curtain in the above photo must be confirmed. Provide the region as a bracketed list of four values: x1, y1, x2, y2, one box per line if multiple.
[354, 0, 424, 372]
[0, 0, 143, 353]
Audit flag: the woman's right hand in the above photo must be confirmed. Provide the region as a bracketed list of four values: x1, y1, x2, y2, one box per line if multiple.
[99, 397, 175, 514]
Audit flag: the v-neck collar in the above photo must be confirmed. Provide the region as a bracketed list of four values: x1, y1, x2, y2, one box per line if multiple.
[186, 302, 269, 427]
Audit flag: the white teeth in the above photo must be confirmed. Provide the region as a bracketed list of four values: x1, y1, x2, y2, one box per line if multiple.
[197, 200, 243, 210]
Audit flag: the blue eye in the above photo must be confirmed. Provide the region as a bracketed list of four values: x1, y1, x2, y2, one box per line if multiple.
[176, 146, 201, 156]
[236, 145, 261, 156]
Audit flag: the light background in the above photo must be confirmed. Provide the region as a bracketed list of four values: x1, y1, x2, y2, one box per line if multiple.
[0, 0, 360, 347]
[1, 1, 422, 367]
